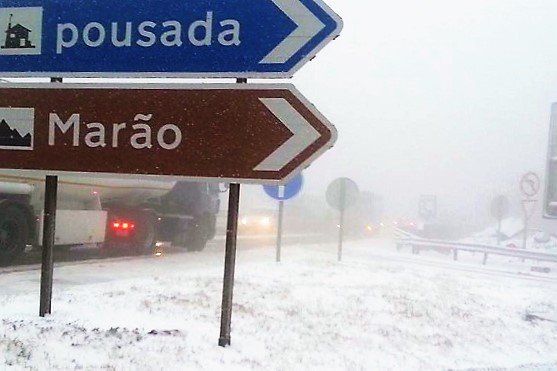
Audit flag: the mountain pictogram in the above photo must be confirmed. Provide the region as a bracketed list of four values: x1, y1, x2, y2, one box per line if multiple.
[0, 118, 32, 147]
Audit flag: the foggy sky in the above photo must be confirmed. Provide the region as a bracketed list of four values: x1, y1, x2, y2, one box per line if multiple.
[289, 0, 557, 222]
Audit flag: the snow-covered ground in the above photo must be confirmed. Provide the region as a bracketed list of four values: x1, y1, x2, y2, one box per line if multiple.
[1, 238, 556, 371]
[465, 218, 557, 254]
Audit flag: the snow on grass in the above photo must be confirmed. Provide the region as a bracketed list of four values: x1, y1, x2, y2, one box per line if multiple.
[0, 239, 556, 370]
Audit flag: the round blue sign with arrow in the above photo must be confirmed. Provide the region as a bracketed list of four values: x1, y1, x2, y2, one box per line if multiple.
[263, 173, 303, 201]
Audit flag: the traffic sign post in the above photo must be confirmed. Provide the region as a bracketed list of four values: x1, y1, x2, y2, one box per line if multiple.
[326, 177, 359, 261]
[219, 182, 241, 347]
[520, 172, 541, 199]
[519, 172, 540, 250]
[0, 83, 336, 183]
[419, 195, 437, 220]
[490, 195, 509, 246]
[38, 174, 57, 317]
[263, 173, 303, 262]
[0, 0, 342, 78]
[218, 77, 246, 348]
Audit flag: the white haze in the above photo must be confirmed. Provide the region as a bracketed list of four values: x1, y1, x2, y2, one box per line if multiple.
[289, 0, 557, 226]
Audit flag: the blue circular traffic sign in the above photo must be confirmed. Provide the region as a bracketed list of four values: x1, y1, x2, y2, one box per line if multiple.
[263, 173, 304, 201]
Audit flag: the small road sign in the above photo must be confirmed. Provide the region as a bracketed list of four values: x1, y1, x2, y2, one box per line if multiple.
[264, 173, 303, 201]
[419, 195, 437, 219]
[520, 172, 540, 198]
[263, 172, 303, 263]
[326, 177, 359, 211]
[326, 177, 359, 262]
[491, 195, 510, 220]
[0, 0, 342, 78]
[0, 83, 337, 183]
[491, 194, 510, 245]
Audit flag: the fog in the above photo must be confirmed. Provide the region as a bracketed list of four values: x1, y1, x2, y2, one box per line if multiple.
[270, 0, 557, 228]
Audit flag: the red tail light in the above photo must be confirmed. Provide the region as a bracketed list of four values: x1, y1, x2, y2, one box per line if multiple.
[112, 221, 135, 231]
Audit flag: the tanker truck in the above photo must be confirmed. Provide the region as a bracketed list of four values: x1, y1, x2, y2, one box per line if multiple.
[0, 170, 221, 265]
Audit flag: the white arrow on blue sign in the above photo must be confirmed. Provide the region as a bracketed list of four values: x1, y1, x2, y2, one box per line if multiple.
[0, 0, 342, 78]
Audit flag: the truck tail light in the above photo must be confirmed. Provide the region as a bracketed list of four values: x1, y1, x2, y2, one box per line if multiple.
[112, 221, 136, 231]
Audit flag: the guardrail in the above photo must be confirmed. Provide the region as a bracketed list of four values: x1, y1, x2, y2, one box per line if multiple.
[394, 230, 557, 266]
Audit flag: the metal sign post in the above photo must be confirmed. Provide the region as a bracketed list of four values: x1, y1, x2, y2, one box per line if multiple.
[39, 175, 57, 317]
[520, 172, 540, 250]
[326, 177, 359, 262]
[39, 77, 62, 317]
[218, 78, 245, 348]
[419, 195, 437, 220]
[276, 199, 285, 262]
[263, 173, 303, 262]
[218, 182, 240, 347]
[490, 195, 509, 246]
[521, 199, 537, 250]
[337, 180, 346, 262]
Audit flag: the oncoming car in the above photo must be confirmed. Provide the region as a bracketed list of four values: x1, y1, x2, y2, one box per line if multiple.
[238, 209, 276, 234]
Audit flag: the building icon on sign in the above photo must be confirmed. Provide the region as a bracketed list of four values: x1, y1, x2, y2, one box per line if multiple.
[2, 14, 35, 49]
[0, 7, 42, 55]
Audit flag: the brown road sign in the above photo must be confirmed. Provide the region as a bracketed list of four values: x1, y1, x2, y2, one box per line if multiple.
[0, 83, 337, 184]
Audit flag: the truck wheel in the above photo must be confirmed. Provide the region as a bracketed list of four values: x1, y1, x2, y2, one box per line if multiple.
[0, 206, 29, 265]
[186, 214, 210, 252]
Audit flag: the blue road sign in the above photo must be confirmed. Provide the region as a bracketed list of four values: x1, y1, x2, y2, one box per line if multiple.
[264, 173, 303, 200]
[0, 0, 342, 78]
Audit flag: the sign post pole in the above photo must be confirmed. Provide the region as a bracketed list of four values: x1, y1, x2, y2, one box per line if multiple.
[521, 200, 537, 250]
[219, 182, 240, 347]
[39, 175, 57, 317]
[39, 77, 62, 317]
[490, 195, 509, 246]
[522, 207, 529, 250]
[218, 77, 246, 347]
[519, 172, 540, 250]
[337, 179, 346, 262]
[263, 174, 304, 263]
[326, 177, 359, 262]
[276, 199, 284, 263]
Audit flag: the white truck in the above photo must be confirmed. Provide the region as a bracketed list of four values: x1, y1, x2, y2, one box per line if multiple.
[0, 170, 221, 265]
